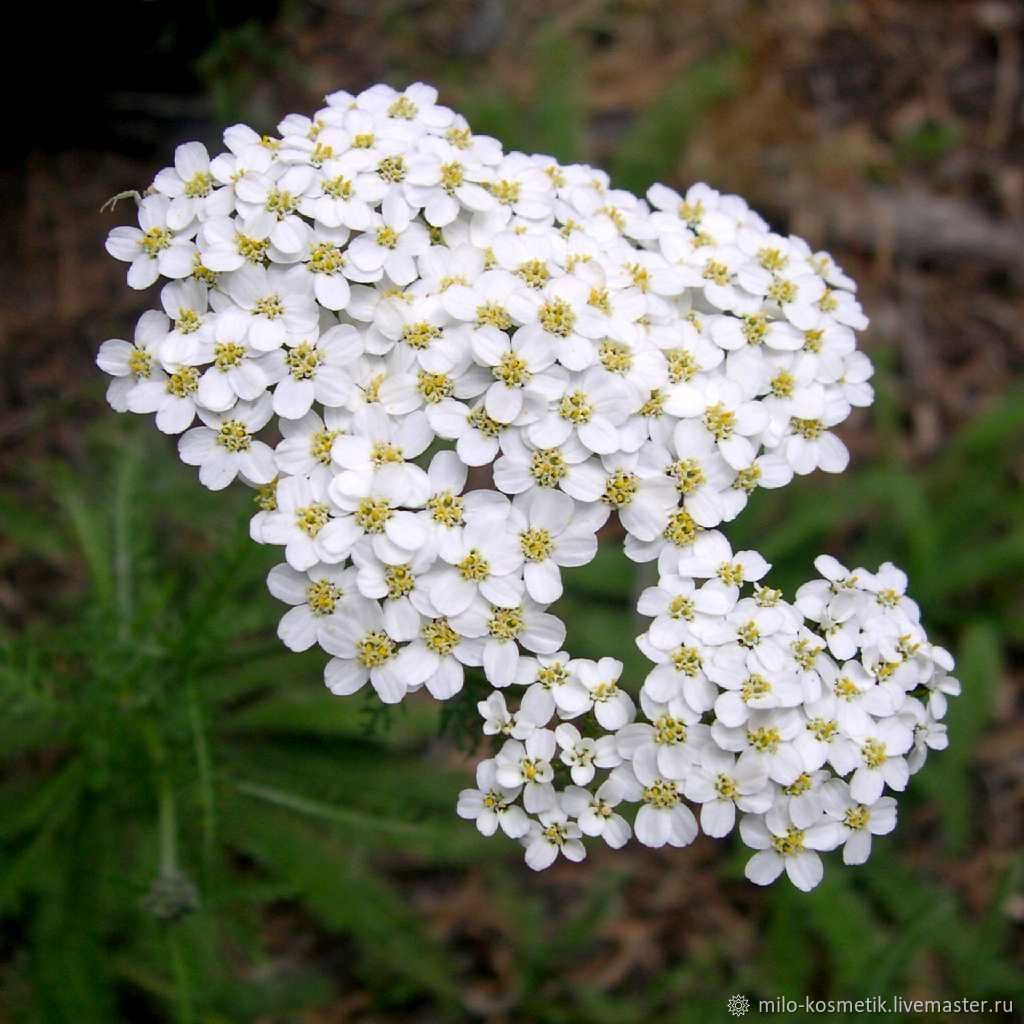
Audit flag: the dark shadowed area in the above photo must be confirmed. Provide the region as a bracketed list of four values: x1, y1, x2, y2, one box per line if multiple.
[1, 2, 1022, 1022]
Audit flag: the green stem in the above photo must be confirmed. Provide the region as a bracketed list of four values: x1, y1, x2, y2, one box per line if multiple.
[158, 765, 178, 877]
[187, 680, 216, 871]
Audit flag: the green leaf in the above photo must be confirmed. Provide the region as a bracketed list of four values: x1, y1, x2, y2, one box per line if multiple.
[222, 804, 461, 1005]
[918, 621, 1002, 852]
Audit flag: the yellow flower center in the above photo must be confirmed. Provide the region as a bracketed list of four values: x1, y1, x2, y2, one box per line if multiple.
[770, 826, 805, 855]
[287, 341, 322, 380]
[265, 188, 296, 219]
[715, 774, 738, 799]
[601, 469, 638, 508]
[767, 277, 797, 304]
[385, 563, 415, 599]
[520, 527, 554, 562]
[254, 295, 284, 320]
[559, 391, 593, 424]
[166, 366, 199, 397]
[476, 302, 512, 330]
[704, 403, 736, 440]
[215, 419, 250, 452]
[490, 179, 521, 205]
[737, 621, 761, 648]
[667, 457, 705, 494]
[757, 247, 788, 272]
[784, 772, 812, 796]
[422, 617, 460, 656]
[356, 630, 395, 668]
[861, 738, 887, 769]
[599, 339, 634, 374]
[642, 778, 679, 809]
[255, 480, 277, 511]
[128, 348, 152, 377]
[310, 428, 339, 466]
[663, 509, 699, 548]
[445, 126, 472, 149]
[440, 161, 464, 193]
[324, 175, 354, 200]
[516, 259, 549, 288]
[387, 95, 418, 120]
[309, 242, 345, 274]
[295, 502, 329, 538]
[587, 287, 611, 314]
[402, 321, 442, 350]
[654, 714, 687, 745]
[141, 226, 171, 257]
[702, 259, 730, 286]
[468, 405, 502, 437]
[530, 448, 568, 487]
[370, 441, 403, 467]
[537, 662, 569, 688]
[489, 605, 524, 641]
[307, 578, 341, 616]
[807, 717, 838, 742]
[746, 726, 781, 753]
[457, 548, 490, 582]
[718, 561, 745, 586]
[791, 417, 823, 440]
[844, 805, 871, 831]
[671, 645, 702, 676]
[236, 234, 269, 263]
[427, 490, 464, 527]
[376, 155, 407, 183]
[666, 348, 699, 383]
[184, 171, 213, 198]
[538, 298, 576, 338]
[417, 370, 454, 404]
[354, 497, 393, 533]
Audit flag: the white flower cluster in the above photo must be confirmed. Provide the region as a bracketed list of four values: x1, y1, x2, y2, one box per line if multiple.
[461, 553, 957, 886]
[98, 82, 956, 890]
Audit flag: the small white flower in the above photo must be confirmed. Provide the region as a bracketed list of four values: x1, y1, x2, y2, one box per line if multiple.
[555, 723, 598, 785]
[152, 141, 233, 229]
[522, 804, 586, 870]
[684, 747, 772, 838]
[457, 759, 529, 838]
[346, 205, 431, 286]
[105, 195, 195, 289]
[832, 717, 914, 805]
[511, 488, 605, 603]
[561, 780, 631, 848]
[267, 561, 358, 651]
[614, 744, 698, 849]
[821, 779, 897, 865]
[178, 394, 276, 490]
[96, 310, 169, 412]
[271, 324, 361, 419]
[321, 598, 426, 704]
[219, 264, 319, 352]
[575, 657, 636, 730]
[740, 806, 842, 891]
[495, 730, 557, 813]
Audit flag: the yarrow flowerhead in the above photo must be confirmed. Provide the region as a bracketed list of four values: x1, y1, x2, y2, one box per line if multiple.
[100, 82, 957, 890]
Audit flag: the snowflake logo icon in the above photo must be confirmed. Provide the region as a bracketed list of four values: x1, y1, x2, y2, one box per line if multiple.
[726, 993, 750, 1017]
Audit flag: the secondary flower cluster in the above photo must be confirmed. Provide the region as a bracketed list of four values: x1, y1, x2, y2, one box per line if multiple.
[98, 82, 956, 889]
[460, 551, 957, 886]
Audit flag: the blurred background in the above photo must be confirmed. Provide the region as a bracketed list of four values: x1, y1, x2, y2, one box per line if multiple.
[1, 1, 1022, 1021]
